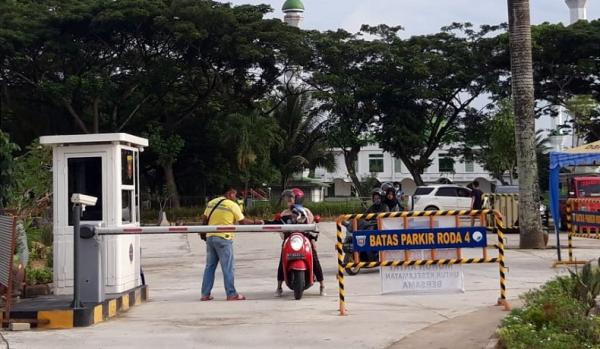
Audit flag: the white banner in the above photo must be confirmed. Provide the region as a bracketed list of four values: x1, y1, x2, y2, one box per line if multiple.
[379, 216, 465, 295]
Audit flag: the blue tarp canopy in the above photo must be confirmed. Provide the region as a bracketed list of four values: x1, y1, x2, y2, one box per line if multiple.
[549, 141, 600, 260]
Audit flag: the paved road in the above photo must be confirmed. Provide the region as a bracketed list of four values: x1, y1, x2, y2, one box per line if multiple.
[3, 223, 599, 349]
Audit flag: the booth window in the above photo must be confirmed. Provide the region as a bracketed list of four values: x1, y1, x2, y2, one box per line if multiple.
[68, 157, 102, 224]
[121, 149, 134, 185]
[120, 148, 137, 224]
[122, 190, 132, 224]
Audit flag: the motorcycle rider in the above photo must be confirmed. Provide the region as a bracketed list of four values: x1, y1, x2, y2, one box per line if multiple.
[367, 189, 389, 214]
[275, 188, 325, 297]
[382, 185, 403, 212]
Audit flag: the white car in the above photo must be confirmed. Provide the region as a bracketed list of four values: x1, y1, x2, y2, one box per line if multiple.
[411, 185, 473, 211]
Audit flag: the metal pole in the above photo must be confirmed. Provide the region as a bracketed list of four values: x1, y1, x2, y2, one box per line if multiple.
[72, 204, 82, 309]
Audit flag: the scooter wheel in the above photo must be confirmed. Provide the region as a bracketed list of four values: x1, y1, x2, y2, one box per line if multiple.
[292, 270, 305, 300]
[343, 253, 361, 276]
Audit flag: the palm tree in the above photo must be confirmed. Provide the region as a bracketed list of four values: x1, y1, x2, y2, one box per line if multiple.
[507, 0, 545, 248]
[271, 91, 336, 189]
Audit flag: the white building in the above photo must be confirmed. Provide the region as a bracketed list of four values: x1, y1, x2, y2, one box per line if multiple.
[314, 144, 495, 196]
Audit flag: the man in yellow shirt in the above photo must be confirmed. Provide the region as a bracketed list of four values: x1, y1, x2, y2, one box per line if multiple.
[200, 187, 262, 301]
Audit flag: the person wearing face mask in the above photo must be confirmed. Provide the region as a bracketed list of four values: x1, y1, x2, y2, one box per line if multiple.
[383, 187, 402, 212]
[367, 189, 389, 213]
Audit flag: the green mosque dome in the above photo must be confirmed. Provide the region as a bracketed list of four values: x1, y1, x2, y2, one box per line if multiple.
[282, 0, 304, 12]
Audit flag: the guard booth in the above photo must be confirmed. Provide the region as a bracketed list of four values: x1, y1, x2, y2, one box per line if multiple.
[40, 133, 148, 296]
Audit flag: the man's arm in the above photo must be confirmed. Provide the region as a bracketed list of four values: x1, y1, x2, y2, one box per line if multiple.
[239, 217, 264, 225]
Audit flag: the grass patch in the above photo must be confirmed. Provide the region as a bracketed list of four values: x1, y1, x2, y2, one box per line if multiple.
[497, 259, 600, 348]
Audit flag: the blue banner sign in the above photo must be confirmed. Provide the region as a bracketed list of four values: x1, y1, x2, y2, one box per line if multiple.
[352, 227, 487, 252]
[573, 211, 600, 227]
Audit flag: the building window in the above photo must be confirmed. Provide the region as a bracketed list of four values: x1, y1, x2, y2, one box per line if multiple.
[438, 155, 454, 173]
[369, 154, 384, 173]
[394, 158, 403, 173]
[465, 160, 474, 172]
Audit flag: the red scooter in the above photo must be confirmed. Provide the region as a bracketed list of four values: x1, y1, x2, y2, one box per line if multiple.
[281, 231, 315, 300]
[274, 207, 320, 300]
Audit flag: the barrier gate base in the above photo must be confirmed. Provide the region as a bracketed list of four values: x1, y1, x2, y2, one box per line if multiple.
[3, 285, 147, 329]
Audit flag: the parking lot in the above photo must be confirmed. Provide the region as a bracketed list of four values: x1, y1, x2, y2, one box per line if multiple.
[3, 222, 599, 349]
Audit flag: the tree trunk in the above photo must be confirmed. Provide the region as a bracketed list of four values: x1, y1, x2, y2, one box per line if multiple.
[403, 159, 426, 186]
[507, 0, 545, 248]
[162, 162, 181, 209]
[343, 146, 365, 198]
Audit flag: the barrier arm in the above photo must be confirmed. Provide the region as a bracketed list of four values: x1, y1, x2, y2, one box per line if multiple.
[94, 224, 318, 236]
[336, 209, 511, 316]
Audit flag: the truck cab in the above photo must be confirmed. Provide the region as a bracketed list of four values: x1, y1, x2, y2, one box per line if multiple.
[559, 176, 600, 227]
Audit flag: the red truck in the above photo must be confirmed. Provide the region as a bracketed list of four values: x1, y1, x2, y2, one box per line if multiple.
[559, 176, 600, 227]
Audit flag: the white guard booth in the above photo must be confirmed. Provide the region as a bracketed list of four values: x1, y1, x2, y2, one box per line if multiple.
[40, 133, 148, 295]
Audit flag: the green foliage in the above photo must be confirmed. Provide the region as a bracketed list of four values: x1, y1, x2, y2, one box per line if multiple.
[498, 264, 600, 348]
[26, 266, 52, 285]
[270, 90, 334, 188]
[0, 130, 20, 207]
[478, 100, 517, 182]
[145, 124, 185, 167]
[375, 23, 505, 185]
[6, 140, 52, 215]
[568, 258, 600, 316]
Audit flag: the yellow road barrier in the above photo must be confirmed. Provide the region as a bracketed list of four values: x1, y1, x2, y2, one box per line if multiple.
[335, 209, 510, 316]
[554, 198, 600, 267]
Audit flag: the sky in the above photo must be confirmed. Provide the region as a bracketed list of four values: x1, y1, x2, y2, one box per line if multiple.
[218, 0, 598, 141]
[219, 0, 599, 36]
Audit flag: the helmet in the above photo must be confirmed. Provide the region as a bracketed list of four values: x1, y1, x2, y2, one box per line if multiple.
[281, 189, 295, 199]
[290, 204, 308, 224]
[381, 182, 394, 192]
[291, 188, 304, 204]
[371, 189, 384, 199]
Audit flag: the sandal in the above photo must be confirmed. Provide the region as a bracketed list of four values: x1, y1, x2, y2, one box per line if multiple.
[200, 295, 214, 301]
[275, 287, 283, 297]
[226, 294, 246, 301]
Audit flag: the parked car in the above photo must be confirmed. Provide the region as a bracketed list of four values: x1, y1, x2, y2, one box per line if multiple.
[411, 185, 472, 211]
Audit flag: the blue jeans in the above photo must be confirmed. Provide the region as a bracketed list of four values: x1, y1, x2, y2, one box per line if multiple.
[201, 236, 237, 297]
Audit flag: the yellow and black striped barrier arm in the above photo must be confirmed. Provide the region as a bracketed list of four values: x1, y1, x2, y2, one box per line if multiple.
[335, 209, 510, 316]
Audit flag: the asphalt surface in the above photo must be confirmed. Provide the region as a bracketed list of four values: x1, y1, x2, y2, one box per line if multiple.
[2, 222, 599, 349]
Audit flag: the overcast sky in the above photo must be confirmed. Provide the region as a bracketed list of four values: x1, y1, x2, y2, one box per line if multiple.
[220, 0, 599, 36]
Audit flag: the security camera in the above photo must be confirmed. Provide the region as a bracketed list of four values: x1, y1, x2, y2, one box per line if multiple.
[71, 193, 98, 206]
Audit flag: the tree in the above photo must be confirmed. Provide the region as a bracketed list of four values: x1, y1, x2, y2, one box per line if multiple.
[0, 130, 19, 208]
[479, 101, 518, 184]
[507, 0, 545, 248]
[464, 100, 552, 187]
[145, 124, 184, 209]
[307, 28, 387, 198]
[564, 95, 600, 144]
[374, 23, 504, 185]
[270, 90, 335, 189]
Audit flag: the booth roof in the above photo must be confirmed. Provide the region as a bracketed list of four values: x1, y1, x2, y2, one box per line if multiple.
[40, 133, 148, 147]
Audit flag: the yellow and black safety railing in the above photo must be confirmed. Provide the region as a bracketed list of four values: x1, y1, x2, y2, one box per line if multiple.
[483, 194, 519, 231]
[555, 198, 600, 266]
[335, 209, 510, 316]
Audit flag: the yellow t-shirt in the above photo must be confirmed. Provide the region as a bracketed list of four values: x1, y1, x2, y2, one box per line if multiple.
[203, 197, 244, 240]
